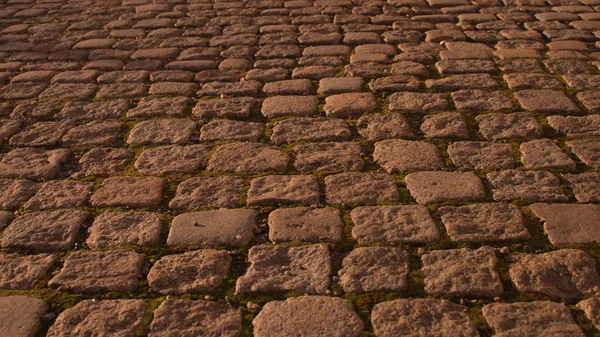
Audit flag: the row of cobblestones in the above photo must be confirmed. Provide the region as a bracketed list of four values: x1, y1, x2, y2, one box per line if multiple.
[2, 0, 600, 335]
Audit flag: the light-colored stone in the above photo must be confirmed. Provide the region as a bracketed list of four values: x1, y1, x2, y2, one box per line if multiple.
[47, 300, 147, 337]
[236, 244, 330, 294]
[520, 139, 576, 170]
[325, 173, 399, 204]
[372, 299, 479, 337]
[0, 296, 48, 337]
[486, 170, 568, 202]
[247, 175, 320, 206]
[405, 171, 487, 204]
[268, 207, 344, 243]
[0, 147, 70, 179]
[148, 250, 231, 295]
[86, 211, 163, 249]
[24, 180, 93, 210]
[447, 141, 516, 170]
[149, 300, 242, 337]
[167, 209, 257, 247]
[339, 247, 409, 293]
[169, 176, 245, 209]
[0, 253, 57, 290]
[509, 249, 600, 299]
[577, 297, 600, 331]
[134, 145, 210, 174]
[90, 176, 164, 207]
[0, 179, 37, 209]
[529, 203, 600, 245]
[293, 142, 363, 173]
[374, 139, 444, 172]
[562, 173, 600, 202]
[351, 205, 439, 244]
[439, 203, 529, 242]
[356, 113, 414, 140]
[253, 296, 363, 337]
[422, 247, 504, 297]
[207, 142, 289, 174]
[483, 301, 585, 337]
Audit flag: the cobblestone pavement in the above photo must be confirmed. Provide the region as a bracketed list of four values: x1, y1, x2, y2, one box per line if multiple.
[3, 0, 600, 335]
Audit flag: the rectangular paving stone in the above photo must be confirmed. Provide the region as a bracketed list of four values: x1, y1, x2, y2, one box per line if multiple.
[0, 147, 70, 179]
[509, 249, 600, 300]
[48, 250, 145, 294]
[24, 180, 93, 210]
[207, 142, 289, 175]
[47, 300, 147, 337]
[483, 302, 585, 337]
[0, 296, 48, 337]
[167, 209, 257, 247]
[86, 211, 163, 249]
[261, 95, 319, 117]
[149, 300, 242, 337]
[236, 244, 331, 294]
[134, 144, 210, 174]
[372, 299, 479, 337]
[447, 141, 516, 170]
[0, 178, 37, 209]
[192, 97, 257, 118]
[270, 117, 351, 144]
[389, 91, 448, 113]
[323, 92, 377, 118]
[422, 247, 504, 297]
[529, 203, 600, 245]
[268, 206, 344, 243]
[339, 247, 409, 293]
[562, 173, 600, 202]
[199, 120, 265, 142]
[247, 175, 320, 206]
[0, 253, 57, 290]
[514, 89, 579, 112]
[169, 176, 245, 209]
[1, 210, 88, 252]
[325, 172, 399, 205]
[148, 250, 231, 295]
[439, 203, 529, 243]
[127, 119, 196, 145]
[72, 148, 133, 178]
[421, 112, 469, 139]
[374, 139, 444, 172]
[475, 112, 543, 140]
[405, 171, 487, 204]
[293, 142, 364, 173]
[351, 205, 439, 244]
[520, 139, 576, 170]
[356, 113, 414, 140]
[486, 170, 568, 202]
[90, 176, 164, 207]
[547, 115, 600, 137]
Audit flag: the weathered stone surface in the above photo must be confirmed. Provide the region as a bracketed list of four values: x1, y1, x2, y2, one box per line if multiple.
[86, 211, 163, 249]
[508, 249, 600, 299]
[253, 296, 363, 337]
[439, 203, 529, 243]
[236, 244, 330, 294]
[24, 180, 93, 210]
[476, 112, 543, 140]
[271, 117, 351, 144]
[483, 302, 584, 337]
[405, 171, 486, 204]
[9, 121, 72, 147]
[325, 172, 399, 204]
[47, 300, 148, 337]
[268, 207, 344, 243]
[134, 145, 210, 174]
[356, 113, 413, 140]
[90, 177, 164, 207]
[73, 148, 133, 178]
[148, 250, 231, 294]
[514, 89, 579, 113]
[529, 203, 600, 245]
[577, 297, 600, 331]
[372, 299, 479, 337]
[127, 97, 191, 117]
[422, 247, 504, 297]
[0, 296, 48, 337]
[293, 142, 363, 172]
[339, 247, 409, 293]
[0, 253, 57, 290]
[389, 92, 448, 113]
[547, 115, 600, 137]
[351, 205, 439, 244]
[149, 300, 242, 337]
[0, 148, 70, 179]
[207, 142, 288, 174]
[61, 121, 122, 147]
[48, 250, 144, 294]
[448, 141, 516, 170]
[420, 112, 469, 139]
[323, 92, 377, 118]
[374, 139, 444, 172]
[520, 139, 576, 170]
[261, 95, 319, 117]
[567, 139, 600, 169]
[247, 175, 320, 206]
[167, 209, 257, 247]
[563, 173, 600, 202]
[199, 120, 264, 142]
[169, 176, 245, 209]
[127, 119, 196, 145]
[1, 210, 88, 252]
[0, 179, 37, 209]
[452, 89, 514, 111]
[192, 97, 257, 118]
[486, 170, 567, 202]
